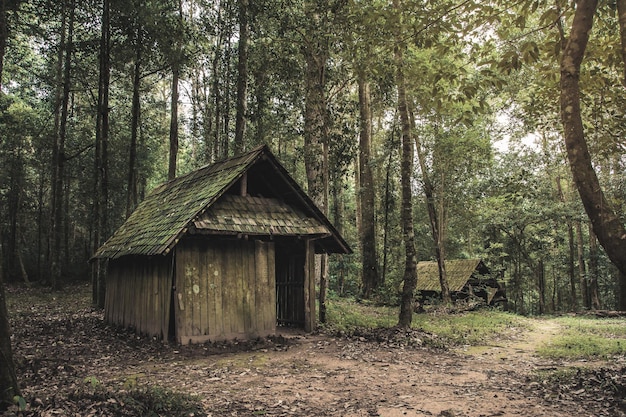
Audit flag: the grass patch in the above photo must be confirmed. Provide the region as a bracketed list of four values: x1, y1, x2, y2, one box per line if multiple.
[325, 297, 527, 346]
[411, 310, 527, 346]
[537, 316, 626, 360]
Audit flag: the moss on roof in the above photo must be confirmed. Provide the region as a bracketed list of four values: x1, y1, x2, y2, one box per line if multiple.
[416, 259, 488, 292]
[93, 145, 351, 260]
[93, 147, 262, 259]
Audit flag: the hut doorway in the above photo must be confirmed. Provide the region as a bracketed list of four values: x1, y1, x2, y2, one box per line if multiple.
[275, 241, 305, 327]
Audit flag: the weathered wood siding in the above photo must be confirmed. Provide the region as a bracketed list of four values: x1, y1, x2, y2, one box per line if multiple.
[304, 239, 316, 332]
[174, 238, 276, 344]
[105, 255, 172, 340]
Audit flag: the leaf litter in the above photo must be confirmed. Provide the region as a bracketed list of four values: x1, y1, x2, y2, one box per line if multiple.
[3, 284, 626, 416]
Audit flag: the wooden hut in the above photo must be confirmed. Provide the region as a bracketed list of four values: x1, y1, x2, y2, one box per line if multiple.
[416, 259, 507, 306]
[93, 145, 351, 344]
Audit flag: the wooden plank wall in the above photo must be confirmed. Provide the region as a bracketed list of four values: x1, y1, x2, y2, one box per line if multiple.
[304, 239, 316, 332]
[104, 255, 172, 340]
[175, 239, 276, 344]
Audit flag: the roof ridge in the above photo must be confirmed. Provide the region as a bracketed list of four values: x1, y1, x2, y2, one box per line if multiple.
[155, 144, 268, 191]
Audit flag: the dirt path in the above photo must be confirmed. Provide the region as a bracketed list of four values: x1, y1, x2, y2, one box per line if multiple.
[457, 318, 561, 361]
[6, 287, 624, 417]
[115, 322, 605, 417]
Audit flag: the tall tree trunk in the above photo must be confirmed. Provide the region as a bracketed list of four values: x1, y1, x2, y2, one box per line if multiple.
[394, 9, 418, 326]
[93, 0, 110, 308]
[126, 25, 141, 218]
[51, 0, 75, 291]
[0, 243, 20, 410]
[414, 124, 451, 305]
[537, 259, 546, 314]
[168, 0, 184, 179]
[222, 38, 232, 157]
[588, 224, 601, 309]
[358, 72, 380, 299]
[381, 131, 397, 286]
[303, 0, 329, 324]
[253, 60, 267, 144]
[567, 221, 578, 311]
[234, 0, 248, 154]
[0, 0, 10, 92]
[576, 220, 589, 309]
[168, 64, 179, 180]
[561, 0, 626, 290]
[0, 0, 20, 406]
[617, 0, 626, 86]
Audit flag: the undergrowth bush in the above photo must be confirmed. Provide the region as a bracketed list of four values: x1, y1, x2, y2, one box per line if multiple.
[69, 379, 206, 417]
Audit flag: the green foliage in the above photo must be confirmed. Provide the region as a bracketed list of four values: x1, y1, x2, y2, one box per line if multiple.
[325, 297, 527, 346]
[325, 297, 398, 332]
[537, 317, 626, 360]
[12, 396, 26, 411]
[411, 310, 526, 346]
[72, 380, 206, 417]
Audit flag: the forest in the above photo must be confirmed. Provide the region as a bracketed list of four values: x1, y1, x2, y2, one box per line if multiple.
[2, 0, 626, 414]
[1, 0, 626, 320]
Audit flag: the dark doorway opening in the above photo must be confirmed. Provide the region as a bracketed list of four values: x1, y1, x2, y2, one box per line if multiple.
[275, 241, 305, 327]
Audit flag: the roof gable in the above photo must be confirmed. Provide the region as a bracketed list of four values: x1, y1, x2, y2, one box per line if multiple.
[94, 145, 350, 259]
[416, 259, 488, 292]
[193, 194, 330, 237]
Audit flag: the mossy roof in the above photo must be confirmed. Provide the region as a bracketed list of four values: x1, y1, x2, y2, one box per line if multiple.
[94, 145, 351, 259]
[416, 259, 490, 292]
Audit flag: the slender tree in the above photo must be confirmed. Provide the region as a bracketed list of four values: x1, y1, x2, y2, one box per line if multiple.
[92, 0, 110, 307]
[414, 122, 451, 305]
[126, 3, 142, 218]
[302, 0, 331, 323]
[394, 0, 417, 328]
[357, 71, 380, 299]
[51, 0, 75, 291]
[233, 0, 248, 154]
[0, 0, 21, 409]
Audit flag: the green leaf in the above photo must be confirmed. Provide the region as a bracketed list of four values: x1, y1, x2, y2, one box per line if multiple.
[13, 395, 27, 411]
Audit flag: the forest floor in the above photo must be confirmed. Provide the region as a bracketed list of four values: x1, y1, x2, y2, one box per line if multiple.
[4, 283, 626, 417]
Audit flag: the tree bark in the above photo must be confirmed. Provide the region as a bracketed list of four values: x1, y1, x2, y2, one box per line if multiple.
[168, 64, 179, 180]
[234, 0, 248, 154]
[92, 0, 110, 308]
[394, 9, 418, 326]
[0, 1, 20, 406]
[588, 224, 601, 309]
[561, 0, 626, 284]
[567, 221, 578, 311]
[576, 220, 589, 309]
[126, 23, 141, 218]
[414, 124, 451, 305]
[537, 260, 546, 314]
[303, 0, 329, 324]
[51, 0, 75, 291]
[0, 247, 20, 410]
[617, 0, 626, 86]
[357, 72, 380, 299]
[168, 0, 184, 179]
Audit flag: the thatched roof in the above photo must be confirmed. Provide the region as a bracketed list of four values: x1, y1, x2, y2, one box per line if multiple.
[93, 145, 351, 260]
[416, 259, 489, 292]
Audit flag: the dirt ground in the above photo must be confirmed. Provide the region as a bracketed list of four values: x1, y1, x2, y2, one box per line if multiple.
[4, 284, 626, 417]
